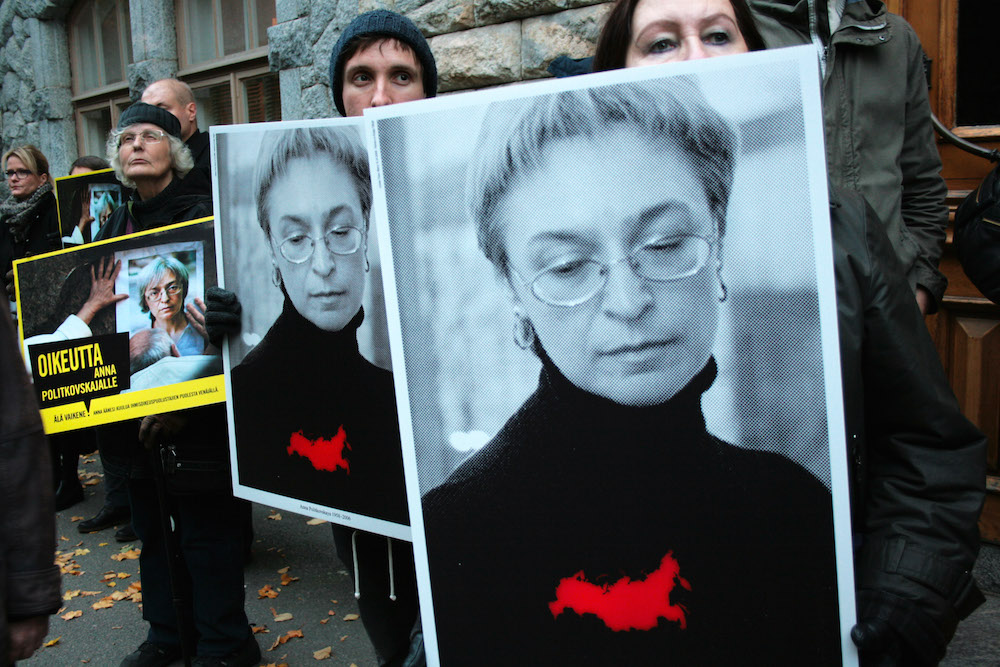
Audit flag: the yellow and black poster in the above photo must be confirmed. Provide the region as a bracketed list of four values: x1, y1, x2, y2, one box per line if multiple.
[14, 218, 223, 433]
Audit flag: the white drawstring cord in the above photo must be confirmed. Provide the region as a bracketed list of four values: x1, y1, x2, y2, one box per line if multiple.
[387, 537, 396, 601]
[352, 530, 361, 599]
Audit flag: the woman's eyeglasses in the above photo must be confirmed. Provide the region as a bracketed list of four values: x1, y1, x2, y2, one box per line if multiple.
[145, 283, 182, 302]
[4, 169, 33, 180]
[119, 130, 168, 148]
[513, 234, 716, 307]
[278, 227, 363, 264]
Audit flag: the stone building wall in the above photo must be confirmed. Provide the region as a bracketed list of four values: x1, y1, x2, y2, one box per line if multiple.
[269, 0, 611, 119]
[0, 0, 609, 185]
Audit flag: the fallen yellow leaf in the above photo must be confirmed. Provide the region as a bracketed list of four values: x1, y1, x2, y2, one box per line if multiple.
[306, 518, 327, 525]
[117, 572, 131, 579]
[43, 636, 61, 647]
[280, 573, 299, 586]
[251, 625, 269, 634]
[342, 614, 359, 622]
[98, 542, 109, 547]
[273, 612, 293, 622]
[70, 516, 84, 522]
[313, 646, 332, 660]
[63, 590, 80, 600]
[111, 548, 140, 561]
[61, 610, 82, 621]
[74, 548, 90, 556]
[267, 513, 282, 521]
[277, 566, 290, 574]
[80, 591, 101, 597]
[258, 585, 279, 599]
[92, 597, 115, 610]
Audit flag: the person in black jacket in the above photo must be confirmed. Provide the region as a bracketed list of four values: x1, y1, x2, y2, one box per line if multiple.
[579, 0, 984, 663]
[93, 102, 259, 667]
[2, 145, 60, 306]
[141, 78, 212, 190]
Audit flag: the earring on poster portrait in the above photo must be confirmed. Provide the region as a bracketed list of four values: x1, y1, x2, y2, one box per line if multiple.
[512, 308, 536, 350]
[716, 265, 727, 303]
[271, 264, 282, 288]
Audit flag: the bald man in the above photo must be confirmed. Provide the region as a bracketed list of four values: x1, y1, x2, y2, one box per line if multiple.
[141, 79, 211, 189]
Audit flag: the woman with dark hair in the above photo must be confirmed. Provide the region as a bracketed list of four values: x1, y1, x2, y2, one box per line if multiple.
[593, 0, 764, 70]
[422, 79, 842, 665]
[582, 3, 986, 665]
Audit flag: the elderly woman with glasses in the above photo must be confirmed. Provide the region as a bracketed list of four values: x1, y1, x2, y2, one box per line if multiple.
[420, 81, 844, 664]
[2, 145, 60, 304]
[231, 126, 408, 528]
[96, 102, 211, 242]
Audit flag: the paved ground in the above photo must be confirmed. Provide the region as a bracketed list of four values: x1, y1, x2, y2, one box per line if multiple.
[21, 453, 1000, 666]
[25, 453, 377, 667]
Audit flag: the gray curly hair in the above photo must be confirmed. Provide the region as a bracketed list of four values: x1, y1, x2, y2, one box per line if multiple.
[106, 127, 194, 190]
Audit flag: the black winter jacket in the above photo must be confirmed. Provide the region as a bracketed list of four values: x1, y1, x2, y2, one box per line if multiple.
[831, 186, 984, 663]
[95, 175, 212, 241]
[1, 190, 60, 281]
[0, 309, 61, 663]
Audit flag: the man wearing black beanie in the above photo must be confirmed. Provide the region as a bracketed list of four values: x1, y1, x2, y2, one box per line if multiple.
[328, 9, 437, 118]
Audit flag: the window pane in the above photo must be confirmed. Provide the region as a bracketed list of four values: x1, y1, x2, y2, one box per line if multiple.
[255, 0, 276, 47]
[221, 0, 248, 56]
[72, 4, 101, 91]
[957, 0, 1000, 126]
[243, 73, 281, 123]
[120, 1, 133, 65]
[97, 0, 122, 84]
[183, 0, 217, 65]
[81, 107, 112, 157]
[194, 83, 233, 128]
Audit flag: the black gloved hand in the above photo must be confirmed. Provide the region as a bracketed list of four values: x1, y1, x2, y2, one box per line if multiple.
[852, 618, 907, 667]
[204, 286, 242, 348]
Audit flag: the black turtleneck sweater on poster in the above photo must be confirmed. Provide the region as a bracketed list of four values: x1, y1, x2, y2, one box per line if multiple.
[232, 302, 409, 527]
[422, 357, 841, 665]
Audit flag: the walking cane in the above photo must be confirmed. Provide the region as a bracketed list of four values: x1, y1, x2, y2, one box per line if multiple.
[149, 438, 196, 666]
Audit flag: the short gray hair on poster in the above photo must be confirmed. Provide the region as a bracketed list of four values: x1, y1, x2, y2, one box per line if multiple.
[466, 77, 736, 281]
[253, 126, 372, 239]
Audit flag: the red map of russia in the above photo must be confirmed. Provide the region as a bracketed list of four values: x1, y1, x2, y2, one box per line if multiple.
[548, 552, 691, 632]
[286, 426, 352, 473]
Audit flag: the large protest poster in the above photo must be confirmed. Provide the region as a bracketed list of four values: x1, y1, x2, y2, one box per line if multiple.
[365, 46, 857, 665]
[14, 218, 223, 434]
[53, 168, 125, 245]
[212, 118, 409, 540]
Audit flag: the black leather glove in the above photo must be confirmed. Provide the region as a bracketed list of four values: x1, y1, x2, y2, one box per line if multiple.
[852, 617, 933, 667]
[204, 286, 242, 348]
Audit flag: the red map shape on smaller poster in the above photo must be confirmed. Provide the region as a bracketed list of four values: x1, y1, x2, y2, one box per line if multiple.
[287, 427, 352, 473]
[548, 551, 691, 631]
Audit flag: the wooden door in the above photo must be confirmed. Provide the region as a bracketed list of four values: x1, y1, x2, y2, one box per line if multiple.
[886, 0, 1000, 543]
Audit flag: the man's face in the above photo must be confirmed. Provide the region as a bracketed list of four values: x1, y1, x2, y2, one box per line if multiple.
[341, 39, 425, 117]
[141, 81, 197, 141]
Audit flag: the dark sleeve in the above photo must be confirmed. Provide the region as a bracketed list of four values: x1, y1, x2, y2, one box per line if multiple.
[895, 17, 949, 308]
[851, 194, 984, 661]
[0, 312, 62, 620]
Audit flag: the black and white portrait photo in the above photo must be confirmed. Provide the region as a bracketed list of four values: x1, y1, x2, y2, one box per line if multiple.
[213, 120, 409, 539]
[366, 47, 855, 665]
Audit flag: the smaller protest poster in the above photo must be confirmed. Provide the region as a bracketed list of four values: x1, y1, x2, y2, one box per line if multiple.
[14, 218, 223, 433]
[53, 168, 125, 245]
[212, 118, 410, 540]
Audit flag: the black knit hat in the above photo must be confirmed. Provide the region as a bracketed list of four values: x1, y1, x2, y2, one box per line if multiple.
[328, 10, 438, 117]
[117, 102, 182, 139]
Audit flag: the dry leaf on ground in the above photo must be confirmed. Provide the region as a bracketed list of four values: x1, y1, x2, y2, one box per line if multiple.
[61, 610, 82, 621]
[306, 518, 327, 525]
[43, 637, 60, 647]
[92, 597, 115, 610]
[252, 625, 269, 634]
[266, 629, 303, 651]
[280, 573, 299, 586]
[70, 516, 84, 522]
[258, 585, 279, 599]
[267, 513, 282, 521]
[342, 614, 359, 622]
[313, 646, 332, 660]
[111, 548, 140, 561]
[277, 566, 290, 574]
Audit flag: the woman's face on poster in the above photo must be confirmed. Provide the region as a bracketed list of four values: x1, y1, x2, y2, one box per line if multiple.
[498, 129, 721, 406]
[266, 155, 367, 332]
[144, 268, 184, 325]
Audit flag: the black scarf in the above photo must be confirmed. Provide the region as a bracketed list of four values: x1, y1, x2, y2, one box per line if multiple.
[1, 182, 53, 243]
